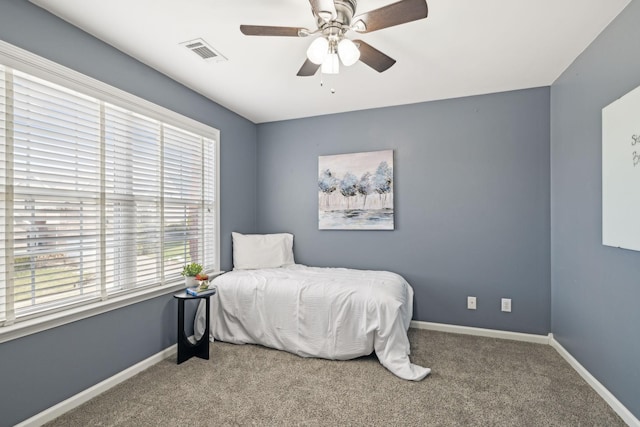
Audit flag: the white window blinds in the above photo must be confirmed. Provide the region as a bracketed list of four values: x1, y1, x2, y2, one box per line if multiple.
[11, 70, 102, 318]
[0, 65, 8, 324]
[0, 63, 219, 326]
[105, 105, 162, 293]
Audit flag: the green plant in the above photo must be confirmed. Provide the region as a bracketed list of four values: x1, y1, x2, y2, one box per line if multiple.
[181, 262, 203, 277]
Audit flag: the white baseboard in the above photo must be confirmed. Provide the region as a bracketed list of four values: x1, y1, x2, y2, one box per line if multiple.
[549, 334, 639, 427]
[16, 344, 177, 427]
[410, 320, 550, 344]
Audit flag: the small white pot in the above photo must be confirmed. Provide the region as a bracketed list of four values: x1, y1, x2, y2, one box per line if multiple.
[185, 276, 198, 288]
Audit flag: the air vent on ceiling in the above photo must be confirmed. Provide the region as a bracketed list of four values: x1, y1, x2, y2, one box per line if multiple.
[180, 38, 227, 62]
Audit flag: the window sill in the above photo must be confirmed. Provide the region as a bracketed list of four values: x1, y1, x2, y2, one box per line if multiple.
[0, 282, 187, 344]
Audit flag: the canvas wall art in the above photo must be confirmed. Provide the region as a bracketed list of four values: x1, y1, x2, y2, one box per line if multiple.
[318, 150, 394, 230]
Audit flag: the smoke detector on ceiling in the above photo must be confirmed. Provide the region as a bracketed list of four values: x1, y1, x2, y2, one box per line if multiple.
[180, 38, 227, 62]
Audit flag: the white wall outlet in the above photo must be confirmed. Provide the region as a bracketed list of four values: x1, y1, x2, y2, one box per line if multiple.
[467, 296, 477, 310]
[501, 298, 512, 312]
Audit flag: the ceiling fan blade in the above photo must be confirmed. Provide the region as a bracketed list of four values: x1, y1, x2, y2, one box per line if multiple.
[354, 40, 396, 73]
[309, 0, 337, 22]
[297, 59, 321, 77]
[352, 0, 428, 33]
[240, 25, 306, 37]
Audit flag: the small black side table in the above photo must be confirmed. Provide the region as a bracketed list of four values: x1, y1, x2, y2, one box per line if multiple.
[173, 289, 216, 364]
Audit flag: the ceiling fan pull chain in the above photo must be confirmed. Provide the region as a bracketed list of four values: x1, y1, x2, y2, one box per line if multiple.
[318, 72, 336, 94]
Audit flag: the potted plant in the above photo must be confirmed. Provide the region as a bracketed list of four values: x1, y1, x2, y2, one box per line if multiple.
[181, 262, 203, 287]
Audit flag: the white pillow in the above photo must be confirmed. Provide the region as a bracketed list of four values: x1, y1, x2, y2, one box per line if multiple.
[232, 232, 295, 270]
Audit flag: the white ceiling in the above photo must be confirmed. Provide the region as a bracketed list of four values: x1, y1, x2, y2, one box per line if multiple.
[30, 0, 630, 124]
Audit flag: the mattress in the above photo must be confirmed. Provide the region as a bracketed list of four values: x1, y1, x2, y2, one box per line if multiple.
[194, 264, 430, 380]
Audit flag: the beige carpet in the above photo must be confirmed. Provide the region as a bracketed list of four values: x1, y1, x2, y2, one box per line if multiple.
[46, 329, 624, 426]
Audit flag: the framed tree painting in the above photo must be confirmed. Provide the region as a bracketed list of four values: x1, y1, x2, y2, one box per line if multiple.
[318, 150, 394, 230]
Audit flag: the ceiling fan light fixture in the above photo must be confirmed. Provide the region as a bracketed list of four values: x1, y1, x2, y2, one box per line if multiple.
[337, 38, 360, 66]
[321, 52, 340, 74]
[307, 37, 329, 64]
[241, 0, 425, 77]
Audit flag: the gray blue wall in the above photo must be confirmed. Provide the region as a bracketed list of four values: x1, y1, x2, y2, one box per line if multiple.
[0, 1, 257, 425]
[550, 0, 640, 419]
[2, 0, 639, 424]
[256, 87, 551, 335]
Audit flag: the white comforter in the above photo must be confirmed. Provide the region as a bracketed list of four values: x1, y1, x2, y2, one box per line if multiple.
[194, 264, 430, 381]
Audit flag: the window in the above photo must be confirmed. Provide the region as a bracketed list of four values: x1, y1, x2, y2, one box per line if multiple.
[0, 42, 219, 334]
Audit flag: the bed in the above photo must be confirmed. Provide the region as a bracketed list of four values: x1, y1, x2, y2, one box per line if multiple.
[193, 233, 430, 381]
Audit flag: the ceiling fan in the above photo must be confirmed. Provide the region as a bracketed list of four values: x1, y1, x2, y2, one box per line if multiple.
[240, 0, 428, 76]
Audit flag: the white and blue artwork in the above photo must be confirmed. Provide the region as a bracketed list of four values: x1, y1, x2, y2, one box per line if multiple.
[318, 150, 394, 230]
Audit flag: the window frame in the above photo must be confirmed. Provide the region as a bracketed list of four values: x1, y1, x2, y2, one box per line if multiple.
[0, 41, 221, 344]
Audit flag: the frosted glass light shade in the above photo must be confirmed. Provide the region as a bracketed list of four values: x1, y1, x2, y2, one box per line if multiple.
[337, 39, 360, 66]
[322, 52, 340, 74]
[307, 37, 329, 65]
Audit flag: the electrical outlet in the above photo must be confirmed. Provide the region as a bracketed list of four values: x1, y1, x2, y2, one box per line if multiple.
[501, 298, 512, 312]
[467, 296, 477, 310]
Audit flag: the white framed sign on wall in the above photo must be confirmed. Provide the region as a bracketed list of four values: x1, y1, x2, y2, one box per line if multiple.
[602, 83, 640, 251]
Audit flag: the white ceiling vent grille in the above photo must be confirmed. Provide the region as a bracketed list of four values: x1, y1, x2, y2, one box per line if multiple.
[180, 38, 227, 62]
